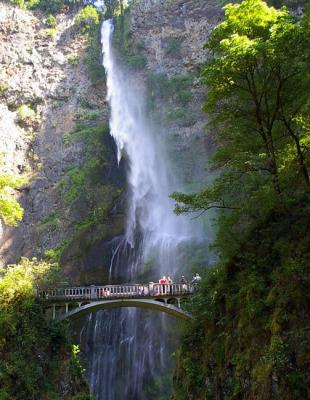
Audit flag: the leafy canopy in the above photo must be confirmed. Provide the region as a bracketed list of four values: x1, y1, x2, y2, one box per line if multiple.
[75, 5, 100, 32]
[0, 258, 91, 399]
[172, 0, 310, 257]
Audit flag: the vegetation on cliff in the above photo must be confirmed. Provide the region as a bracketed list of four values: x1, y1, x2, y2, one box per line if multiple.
[0, 258, 92, 399]
[0, 162, 26, 227]
[172, 1, 310, 398]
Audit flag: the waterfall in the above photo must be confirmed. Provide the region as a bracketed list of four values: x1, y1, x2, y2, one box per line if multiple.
[81, 19, 203, 400]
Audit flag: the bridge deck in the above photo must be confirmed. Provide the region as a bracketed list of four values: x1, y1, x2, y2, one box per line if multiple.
[39, 283, 195, 321]
[38, 283, 194, 302]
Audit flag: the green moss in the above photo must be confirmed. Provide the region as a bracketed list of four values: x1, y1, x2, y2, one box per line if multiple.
[164, 37, 183, 56]
[62, 126, 109, 200]
[47, 121, 123, 264]
[39, 211, 62, 230]
[113, 8, 147, 70]
[45, 240, 69, 264]
[147, 72, 195, 119]
[84, 25, 106, 85]
[74, 108, 101, 121]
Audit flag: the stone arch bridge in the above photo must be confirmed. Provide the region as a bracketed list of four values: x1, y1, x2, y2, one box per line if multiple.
[38, 283, 194, 321]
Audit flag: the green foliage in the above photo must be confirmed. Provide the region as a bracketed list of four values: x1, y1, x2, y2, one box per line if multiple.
[147, 72, 194, 123]
[68, 52, 80, 66]
[61, 124, 110, 204]
[0, 258, 90, 399]
[45, 240, 69, 263]
[164, 37, 183, 57]
[47, 118, 124, 263]
[172, 2, 310, 399]
[0, 164, 25, 226]
[16, 104, 37, 125]
[60, 123, 118, 229]
[39, 211, 62, 230]
[172, 0, 310, 258]
[173, 205, 310, 399]
[75, 5, 99, 32]
[46, 27, 57, 36]
[113, 8, 147, 70]
[35, 0, 67, 13]
[84, 30, 106, 84]
[104, 0, 128, 18]
[45, 14, 57, 28]
[0, 83, 9, 94]
[268, 0, 308, 8]
[74, 108, 101, 121]
[9, 0, 39, 9]
[9, 0, 86, 13]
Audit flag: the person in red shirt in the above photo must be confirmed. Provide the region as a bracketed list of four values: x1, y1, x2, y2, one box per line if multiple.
[159, 275, 167, 294]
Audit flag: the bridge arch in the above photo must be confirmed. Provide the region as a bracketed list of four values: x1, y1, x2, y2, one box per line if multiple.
[57, 299, 192, 321]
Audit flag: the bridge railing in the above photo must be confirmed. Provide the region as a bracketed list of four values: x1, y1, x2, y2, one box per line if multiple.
[38, 283, 194, 301]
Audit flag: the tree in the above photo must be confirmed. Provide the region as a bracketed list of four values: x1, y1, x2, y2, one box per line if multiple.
[75, 5, 100, 32]
[0, 258, 90, 399]
[172, 0, 310, 257]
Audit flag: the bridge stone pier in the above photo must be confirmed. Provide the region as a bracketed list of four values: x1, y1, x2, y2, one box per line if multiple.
[38, 283, 194, 321]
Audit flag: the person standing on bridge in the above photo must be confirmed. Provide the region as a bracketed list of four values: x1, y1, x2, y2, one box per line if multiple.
[167, 275, 173, 294]
[192, 273, 202, 292]
[159, 276, 167, 294]
[180, 275, 187, 292]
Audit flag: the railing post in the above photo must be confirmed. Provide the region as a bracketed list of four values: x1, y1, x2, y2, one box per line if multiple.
[177, 298, 181, 309]
[65, 303, 69, 313]
[52, 304, 56, 320]
[90, 285, 96, 300]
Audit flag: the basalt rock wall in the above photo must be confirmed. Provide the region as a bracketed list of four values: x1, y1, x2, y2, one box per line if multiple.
[0, 0, 125, 284]
[129, 0, 222, 191]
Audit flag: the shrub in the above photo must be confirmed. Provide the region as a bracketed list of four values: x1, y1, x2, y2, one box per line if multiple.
[0, 83, 9, 95]
[0, 257, 91, 399]
[36, 0, 66, 13]
[74, 109, 101, 121]
[16, 104, 37, 125]
[9, 0, 39, 9]
[45, 14, 57, 28]
[67, 53, 79, 66]
[84, 31, 106, 84]
[46, 28, 57, 36]
[75, 5, 100, 32]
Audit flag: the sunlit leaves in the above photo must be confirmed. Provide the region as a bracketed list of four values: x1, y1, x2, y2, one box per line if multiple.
[0, 166, 26, 226]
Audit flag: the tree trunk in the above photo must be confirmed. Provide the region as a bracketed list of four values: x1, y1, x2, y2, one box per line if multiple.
[282, 119, 310, 186]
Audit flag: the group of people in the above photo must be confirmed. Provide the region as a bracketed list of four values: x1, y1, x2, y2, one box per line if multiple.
[158, 275, 173, 285]
[158, 273, 202, 285]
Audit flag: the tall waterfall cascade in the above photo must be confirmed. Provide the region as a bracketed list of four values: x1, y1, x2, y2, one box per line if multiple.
[81, 19, 204, 400]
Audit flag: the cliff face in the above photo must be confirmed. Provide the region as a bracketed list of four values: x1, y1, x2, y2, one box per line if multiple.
[131, 0, 220, 71]
[0, 0, 221, 285]
[0, 1, 125, 284]
[129, 0, 222, 191]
